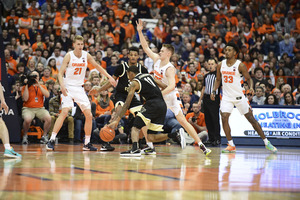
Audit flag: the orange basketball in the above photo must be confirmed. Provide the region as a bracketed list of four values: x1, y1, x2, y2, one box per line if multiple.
[99, 126, 115, 142]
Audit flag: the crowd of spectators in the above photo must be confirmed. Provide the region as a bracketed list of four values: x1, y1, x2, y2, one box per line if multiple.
[2, 0, 300, 144]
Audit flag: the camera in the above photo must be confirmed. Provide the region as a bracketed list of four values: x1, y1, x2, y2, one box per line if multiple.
[191, 117, 197, 122]
[20, 74, 38, 86]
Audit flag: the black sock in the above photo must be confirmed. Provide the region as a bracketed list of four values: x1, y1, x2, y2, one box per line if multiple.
[132, 142, 138, 150]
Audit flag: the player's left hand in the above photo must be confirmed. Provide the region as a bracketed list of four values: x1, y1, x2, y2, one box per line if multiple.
[109, 77, 117, 87]
[1, 101, 9, 114]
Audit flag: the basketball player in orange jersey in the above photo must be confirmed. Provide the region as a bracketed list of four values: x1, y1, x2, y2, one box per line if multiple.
[46, 35, 117, 151]
[210, 42, 277, 153]
[137, 19, 211, 156]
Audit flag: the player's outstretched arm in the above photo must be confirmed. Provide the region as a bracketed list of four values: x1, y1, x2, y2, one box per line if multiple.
[211, 62, 222, 101]
[58, 53, 70, 96]
[87, 53, 117, 87]
[89, 75, 117, 95]
[136, 19, 159, 63]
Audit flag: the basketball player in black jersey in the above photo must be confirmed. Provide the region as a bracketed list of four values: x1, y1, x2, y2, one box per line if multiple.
[108, 66, 167, 156]
[89, 47, 148, 150]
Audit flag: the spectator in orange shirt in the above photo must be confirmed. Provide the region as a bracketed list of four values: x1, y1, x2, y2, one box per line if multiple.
[95, 89, 114, 129]
[5, 9, 19, 25]
[121, 15, 135, 41]
[5, 49, 18, 76]
[32, 35, 47, 52]
[114, 1, 127, 20]
[18, 10, 33, 39]
[227, 10, 238, 27]
[21, 71, 51, 144]
[41, 67, 56, 83]
[77, 4, 88, 18]
[215, 7, 229, 24]
[243, 53, 253, 71]
[113, 18, 126, 49]
[272, 7, 284, 24]
[53, 9, 68, 36]
[28, 0, 41, 20]
[154, 18, 166, 44]
[185, 103, 207, 144]
[178, 0, 189, 12]
[261, 17, 276, 35]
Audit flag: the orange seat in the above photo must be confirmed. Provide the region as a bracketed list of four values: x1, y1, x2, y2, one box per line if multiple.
[26, 126, 44, 139]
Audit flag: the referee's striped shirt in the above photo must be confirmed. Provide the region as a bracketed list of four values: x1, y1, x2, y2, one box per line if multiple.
[203, 71, 219, 95]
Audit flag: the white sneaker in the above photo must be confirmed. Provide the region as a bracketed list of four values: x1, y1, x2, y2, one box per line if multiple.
[178, 128, 186, 149]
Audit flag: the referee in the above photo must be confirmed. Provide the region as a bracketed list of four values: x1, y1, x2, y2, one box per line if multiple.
[199, 58, 221, 146]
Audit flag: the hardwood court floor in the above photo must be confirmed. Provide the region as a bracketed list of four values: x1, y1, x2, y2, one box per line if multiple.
[0, 144, 300, 200]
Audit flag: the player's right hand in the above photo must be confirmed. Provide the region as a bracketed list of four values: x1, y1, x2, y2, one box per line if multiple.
[136, 19, 143, 32]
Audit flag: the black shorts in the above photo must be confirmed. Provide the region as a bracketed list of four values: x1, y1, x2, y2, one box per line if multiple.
[133, 98, 167, 131]
[111, 92, 142, 113]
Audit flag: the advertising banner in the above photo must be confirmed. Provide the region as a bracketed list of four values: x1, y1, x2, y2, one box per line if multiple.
[221, 106, 300, 139]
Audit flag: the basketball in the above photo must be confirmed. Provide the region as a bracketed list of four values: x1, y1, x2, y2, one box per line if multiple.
[99, 126, 115, 142]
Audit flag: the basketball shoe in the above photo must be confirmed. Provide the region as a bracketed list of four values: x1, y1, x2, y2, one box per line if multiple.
[265, 141, 278, 153]
[222, 144, 236, 153]
[100, 143, 115, 151]
[141, 145, 156, 155]
[83, 143, 97, 151]
[46, 140, 55, 151]
[177, 128, 186, 149]
[4, 148, 22, 159]
[120, 148, 141, 157]
[199, 144, 211, 156]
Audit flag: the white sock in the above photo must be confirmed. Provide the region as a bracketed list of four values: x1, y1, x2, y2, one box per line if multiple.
[85, 136, 91, 145]
[147, 142, 153, 148]
[228, 140, 235, 147]
[263, 138, 269, 146]
[198, 142, 204, 146]
[4, 144, 11, 150]
[50, 132, 57, 141]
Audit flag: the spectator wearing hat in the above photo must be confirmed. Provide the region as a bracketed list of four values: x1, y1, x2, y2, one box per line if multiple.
[83, 8, 98, 27]
[165, 26, 180, 44]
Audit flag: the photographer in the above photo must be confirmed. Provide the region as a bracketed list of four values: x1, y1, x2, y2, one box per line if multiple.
[185, 103, 208, 144]
[21, 71, 51, 144]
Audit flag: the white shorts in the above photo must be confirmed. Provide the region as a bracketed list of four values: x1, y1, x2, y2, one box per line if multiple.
[220, 97, 250, 115]
[164, 90, 182, 116]
[61, 85, 90, 111]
